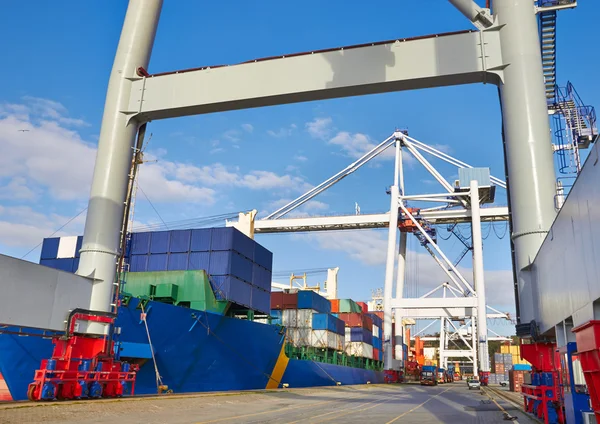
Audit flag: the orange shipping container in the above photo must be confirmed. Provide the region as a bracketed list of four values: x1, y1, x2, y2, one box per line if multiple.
[330, 299, 340, 313]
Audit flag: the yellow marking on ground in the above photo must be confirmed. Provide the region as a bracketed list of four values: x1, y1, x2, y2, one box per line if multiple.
[265, 343, 290, 389]
[385, 386, 454, 423]
[195, 392, 365, 424]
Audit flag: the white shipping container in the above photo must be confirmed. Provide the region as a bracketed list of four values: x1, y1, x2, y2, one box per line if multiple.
[282, 309, 298, 328]
[289, 327, 311, 347]
[311, 330, 338, 350]
[297, 309, 317, 328]
[423, 347, 436, 360]
[345, 342, 373, 359]
[373, 326, 380, 338]
[336, 333, 345, 351]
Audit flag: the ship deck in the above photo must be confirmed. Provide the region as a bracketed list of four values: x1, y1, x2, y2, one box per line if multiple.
[0, 384, 535, 424]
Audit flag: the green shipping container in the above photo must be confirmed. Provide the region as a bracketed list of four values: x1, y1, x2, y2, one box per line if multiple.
[122, 270, 229, 315]
[338, 299, 362, 313]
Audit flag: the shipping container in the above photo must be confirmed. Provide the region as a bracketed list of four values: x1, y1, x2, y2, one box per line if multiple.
[297, 290, 331, 313]
[129, 254, 148, 272]
[169, 230, 191, 253]
[210, 227, 254, 260]
[282, 309, 298, 328]
[373, 325, 380, 338]
[56, 236, 78, 258]
[337, 299, 362, 313]
[288, 328, 312, 347]
[270, 310, 282, 325]
[251, 288, 270, 314]
[208, 251, 253, 283]
[337, 313, 373, 331]
[373, 336, 382, 350]
[345, 342, 373, 359]
[130, 232, 151, 255]
[270, 292, 298, 310]
[75, 236, 83, 258]
[150, 231, 170, 254]
[188, 251, 210, 271]
[367, 313, 383, 328]
[513, 364, 532, 371]
[253, 242, 273, 270]
[209, 275, 253, 309]
[40, 258, 74, 273]
[356, 302, 368, 312]
[345, 327, 373, 345]
[312, 313, 345, 335]
[167, 253, 189, 271]
[190, 228, 211, 252]
[147, 254, 168, 272]
[297, 309, 317, 328]
[40, 237, 60, 260]
[330, 299, 340, 313]
[311, 330, 343, 350]
[252, 263, 272, 292]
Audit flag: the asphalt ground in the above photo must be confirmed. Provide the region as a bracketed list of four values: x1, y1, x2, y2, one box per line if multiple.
[0, 383, 536, 424]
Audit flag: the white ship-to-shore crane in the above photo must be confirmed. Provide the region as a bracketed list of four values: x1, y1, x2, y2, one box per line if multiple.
[229, 130, 511, 373]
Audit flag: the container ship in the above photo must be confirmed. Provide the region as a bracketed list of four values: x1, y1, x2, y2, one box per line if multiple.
[0, 227, 401, 401]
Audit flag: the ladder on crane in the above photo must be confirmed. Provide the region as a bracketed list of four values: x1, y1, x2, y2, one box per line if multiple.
[539, 9, 557, 103]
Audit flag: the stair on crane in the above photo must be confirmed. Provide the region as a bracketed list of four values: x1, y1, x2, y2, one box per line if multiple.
[540, 10, 557, 102]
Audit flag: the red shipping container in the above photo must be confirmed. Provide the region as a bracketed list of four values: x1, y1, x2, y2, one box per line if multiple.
[373, 311, 384, 321]
[357, 302, 368, 312]
[270, 292, 298, 310]
[373, 348, 380, 360]
[330, 299, 340, 313]
[337, 313, 373, 331]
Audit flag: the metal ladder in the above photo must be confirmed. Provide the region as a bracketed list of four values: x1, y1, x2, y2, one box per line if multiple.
[539, 10, 557, 103]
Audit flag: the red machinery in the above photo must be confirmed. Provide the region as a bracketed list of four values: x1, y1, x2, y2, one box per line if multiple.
[27, 309, 137, 401]
[573, 320, 600, 423]
[520, 342, 564, 424]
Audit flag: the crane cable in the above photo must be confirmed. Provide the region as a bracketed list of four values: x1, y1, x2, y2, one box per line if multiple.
[139, 302, 165, 393]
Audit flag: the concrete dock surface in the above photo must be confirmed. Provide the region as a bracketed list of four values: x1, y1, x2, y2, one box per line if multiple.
[0, 383, 535, 424]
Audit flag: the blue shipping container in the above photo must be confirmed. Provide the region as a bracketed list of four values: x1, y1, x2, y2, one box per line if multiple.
[373, 337, 382, 350]
[253, 242, 273, 270]
[297, 291, 331, 313]
[167, 253, 189, 271]
[513, 364, 532, 371]
[130, 232, 151, 255]
[147, 254, 168, 272]
[251, 288, 270, 315]
[150, 231, 170, 254]
[188, 252, 210, 271]
[75, 236, 83, 258]
[72, 257, 80, 273]
[270, 310, 282, 325]
[252, 263, 272, 292]
[367, 313, 383, 328]
[210, 276, 253, 308]
[169, 230, 191, 253]
[349, 327, 373, 345]
[190, 229, 211, 252]
[40, 258, 74, 273]
[40, 237, 60, 260]
[312, 314, 345, 335]
[129, 254, 148, 272]
[422, 365, 437, 372]
[208, 251, 253, 283]
[210, 228, 254, 260]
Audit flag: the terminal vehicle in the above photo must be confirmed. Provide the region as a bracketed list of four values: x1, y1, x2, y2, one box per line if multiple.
[467, 377, 481, 390]
[420, 365, 438, 386]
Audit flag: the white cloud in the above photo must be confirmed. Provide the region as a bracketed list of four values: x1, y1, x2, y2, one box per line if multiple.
[241, 124, 254, 133]
[21, 96, 89, 127]
[0, 206, 86, 248]
[223, 129, 241, 142]
[0, 177, 37, 200]
[306, 117, 332, 140]
[239, 170, 311, 191]
[328, 131, 396, 160]
[267, 124, 296, 138]
[432, 144, 452, 154]
[294, 155, 308, 162]
[264, 198, 329, 218]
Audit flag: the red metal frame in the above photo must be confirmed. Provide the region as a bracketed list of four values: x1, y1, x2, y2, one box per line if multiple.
[573, 320, 600, 422]
[27, 313, 138, 401]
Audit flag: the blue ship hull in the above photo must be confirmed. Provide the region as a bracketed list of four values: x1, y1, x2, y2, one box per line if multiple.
[0, 299, 383, 400]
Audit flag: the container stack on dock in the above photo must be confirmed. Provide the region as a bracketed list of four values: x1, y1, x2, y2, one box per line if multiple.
[488, 347, 532, 386]
[332, 299, 375, 360]
[271, 291, 344, 351]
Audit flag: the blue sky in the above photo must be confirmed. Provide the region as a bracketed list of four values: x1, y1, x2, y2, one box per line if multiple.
[1, 1, 598, 335]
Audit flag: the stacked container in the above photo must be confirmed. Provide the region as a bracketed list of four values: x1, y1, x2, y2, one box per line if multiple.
[127, 228, 273, 314]
[39, 228, 273, 314]
[271, 291, 344, 350]
[338, 312, 374, 360]
[509, 369, 525, 392]
[367, 313, 383, 362]
[330, 299, 362, 313]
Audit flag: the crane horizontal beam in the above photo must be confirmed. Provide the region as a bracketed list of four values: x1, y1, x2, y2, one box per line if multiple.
[252, 207, 508, 233]
[128, 30, 503, 122]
